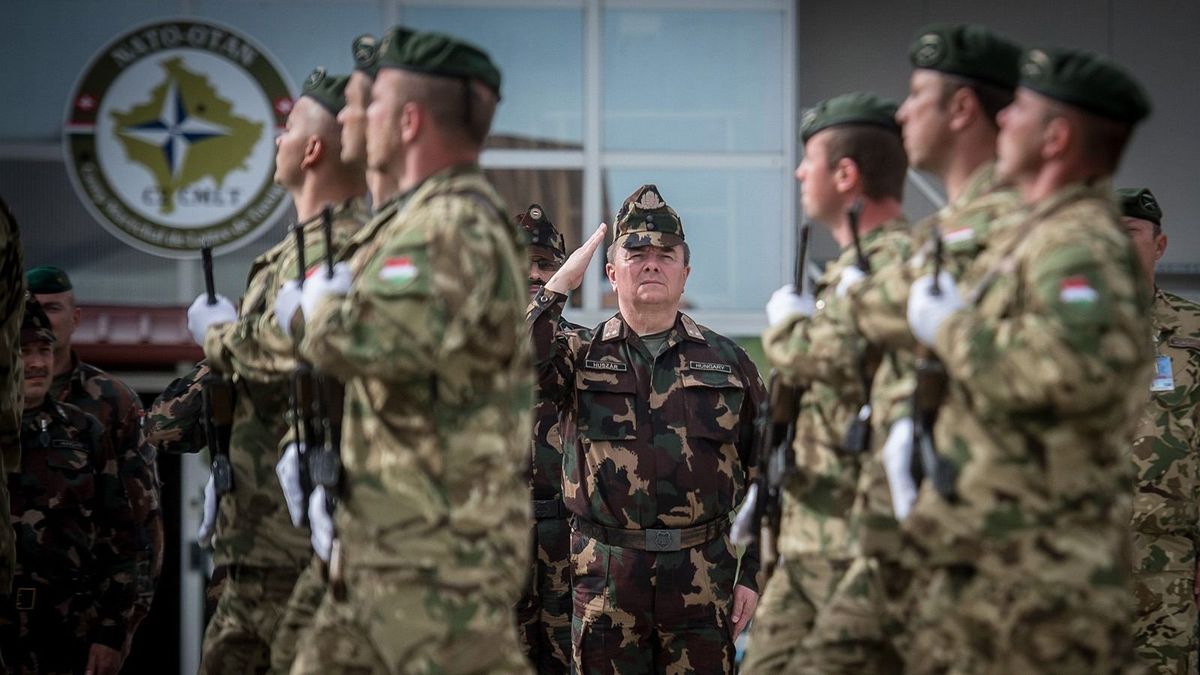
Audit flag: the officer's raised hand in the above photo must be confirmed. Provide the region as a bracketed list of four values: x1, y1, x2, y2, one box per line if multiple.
[543, 223, 607, 296]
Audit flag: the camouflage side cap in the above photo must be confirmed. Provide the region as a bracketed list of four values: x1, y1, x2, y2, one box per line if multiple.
[800, 91, 901, 143]
[514, 204, 566, 260]
[301, 68, 351, 116]
[1116, 187, 1162, 225]
[1019, 47, 1151, 123]
[26, 265, 72, 293]
[21, 292, 55, 345]
[909, 23, 1022, 89]
[613, 184, 685, 249]
[351, 34, 381, 77]
[381, 30, 502, 98]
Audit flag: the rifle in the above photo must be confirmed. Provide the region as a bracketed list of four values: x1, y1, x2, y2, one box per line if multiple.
[199, 246, 236, 495]
[911, 223, 956, 499]
[288, 225, 318, 522]
[307, 205, 345, 511]
[731, 221, 811, 575]
[842, 200, 876, 455]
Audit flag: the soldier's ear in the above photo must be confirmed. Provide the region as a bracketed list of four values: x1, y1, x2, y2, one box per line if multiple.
[300, 136, 324, 169]
[1040, 115, 1072, 161]
[1155, 232, 1168, 262]
[400, 101, 422, 143]
[947, 86, 978, 132]
[833, 157, 860, 194]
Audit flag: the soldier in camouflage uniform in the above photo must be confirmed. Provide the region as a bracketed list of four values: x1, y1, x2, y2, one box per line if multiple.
[0, 196, 23, 602]
[530, 184, 766, 674]
[741, 93, 910, 674]
[337, 32, 407, 207]
[183, 68, 368, 674]
[0, 296, 135, 675]
[901, 48, 1154, 673]
[1117, 187, 1200, 675]
[287, 30, 534, 674]
[26, 265, 163, 652]
[513, 203, 585, 673]
[789, 25, 1024, 674]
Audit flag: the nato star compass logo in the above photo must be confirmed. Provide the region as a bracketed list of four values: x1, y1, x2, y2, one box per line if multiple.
[64, 20, 294, 257]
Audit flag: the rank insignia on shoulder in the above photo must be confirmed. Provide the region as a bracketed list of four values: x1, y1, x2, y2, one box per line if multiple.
[688, 361, 732, 374]
[379, 256, 418, 282]
[586, 359, 627, 372]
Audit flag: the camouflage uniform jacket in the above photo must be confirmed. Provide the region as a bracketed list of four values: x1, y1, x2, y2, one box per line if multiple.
[906, 180, 1153, 584]
[0, 197, 22, 593]
[11, 399, 136, 649]
[847, 164, 1021, 557]
[528, 293, 767, 591]
[53, 351, 162, 619]
[1132, 288, 1200, 574]
[531, 315, 589, 503]
[301, 165, 533, 602]
[144, 360, 209, 456]
[760, 218, 910, 559]
[202, 196, 368, 568]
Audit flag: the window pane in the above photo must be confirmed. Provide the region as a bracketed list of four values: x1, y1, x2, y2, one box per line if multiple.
[604, 169, 783, 311]
[404, 7, 585, 149]
[603, 9, 784, 153]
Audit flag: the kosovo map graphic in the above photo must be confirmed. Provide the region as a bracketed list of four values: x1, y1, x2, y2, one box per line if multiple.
[110, 56, 263, 215]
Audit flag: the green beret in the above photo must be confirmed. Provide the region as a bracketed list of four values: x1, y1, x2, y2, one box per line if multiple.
[300, 68, 350, 116]
[514, 204, 566, 261]
[380, 30, 502, 98]
[800, 92, 900, 144]
[26, 265, 72, 294]
[1019, 47, 1151, 123]
[1116, 187, 1162, 225]
[909, 23, 1022, 89]
[372, 26, 415, 74]
[613, 185, 685, 250]
[21, 293, 55, 345]
[351, 34, 381, 77]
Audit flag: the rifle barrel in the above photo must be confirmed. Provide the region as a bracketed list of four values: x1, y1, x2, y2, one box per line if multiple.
[321, 205, 335, 278]
[201, 246, 216, 304]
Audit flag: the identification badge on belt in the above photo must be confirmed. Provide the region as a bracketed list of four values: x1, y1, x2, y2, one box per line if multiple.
[1151, 355, 1175, 392]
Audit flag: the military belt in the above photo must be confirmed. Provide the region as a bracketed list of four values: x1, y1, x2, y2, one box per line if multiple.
[14, 587, 36, 611]
[572, 514, 731, 552]
[532, 498, 568, 521]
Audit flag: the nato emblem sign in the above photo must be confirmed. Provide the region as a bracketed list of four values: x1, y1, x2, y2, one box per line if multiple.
[64, 19, 294, 258]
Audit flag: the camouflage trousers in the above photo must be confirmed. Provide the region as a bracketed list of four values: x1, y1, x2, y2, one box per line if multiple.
[571, 529, 740, 675]
[514, 516, 572, 674]
[905, 562, 1135, 675]
[199, 564, 303, 675]
[0, 577, 100, 674]
[1133, 568, 1198, 675]
[290, 563, 531, 675]
[739, 552, 851, 674]
[270, 556, 326, 675]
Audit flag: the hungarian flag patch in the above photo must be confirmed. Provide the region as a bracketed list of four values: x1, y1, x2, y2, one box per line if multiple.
[379, 256, 418, 283]
[943, 227, 975, 245]
[1059, 276, 1098, 304]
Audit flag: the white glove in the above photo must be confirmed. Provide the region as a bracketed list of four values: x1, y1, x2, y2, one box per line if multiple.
[766, 284, 816, 327]
[276, 443, 306, 528]
[309, 486, 334, 562]
[274, 280, 303, 338]
[197, 474, 218, 546]
[187, 293, 237, 346]
[882, 417, 918, 521]
[300, 262, 352, 322]
[730, 482, 759, 547]
[835, 266, 867, 298]
[906, 272, 964, 347]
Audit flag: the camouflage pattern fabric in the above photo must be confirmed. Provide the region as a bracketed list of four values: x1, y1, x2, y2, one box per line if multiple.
[902, 179, 1152, 673]
[740, 555, 851, 674]
[1131, 288, 1200, 675]
[197, 565, 302, 674]
[292, 165, 533, 674]
[268, 557, 326, 674]
[0, 400, 136, 671]
[53, 351, 163, 635]
[0, 196, 23, 595]
[515, 316, 587, 674]
[528, 291, 766, 674]
[145, 360, 209, 456]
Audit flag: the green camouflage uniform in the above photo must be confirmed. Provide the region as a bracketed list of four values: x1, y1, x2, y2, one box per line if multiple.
[1, 398, 137, 672]
[529, 295, 766, 673]
[52, 351, 163, 641]
[290, 165, 534, 675]
[1132, 288, 1200, 675]
[742, 217, 910, 675]
[901, 180, 1151, 674]
[0, 196, 22, 595]
[791, 163, 1021, 674]
[197, 197, 368, 674]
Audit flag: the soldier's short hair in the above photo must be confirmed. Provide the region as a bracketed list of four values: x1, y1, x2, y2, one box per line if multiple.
[938, 74, 1014, 127]
[822, 125, 908, 201]
[1041, 100, 1133, 176]
[399, 70, 497, 146]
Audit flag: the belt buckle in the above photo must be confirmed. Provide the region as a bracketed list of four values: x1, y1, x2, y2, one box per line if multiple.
[645, 528, 681, 552]
[15, 587, 35, 610]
